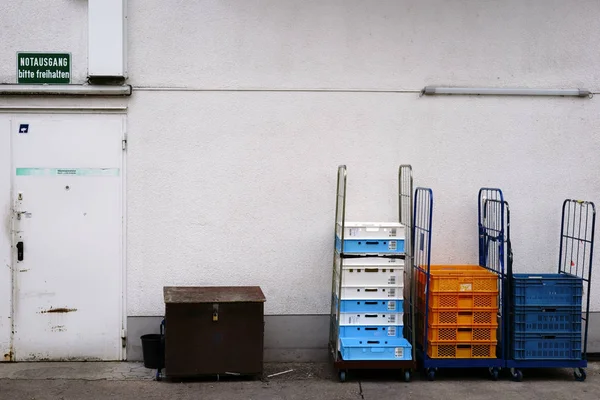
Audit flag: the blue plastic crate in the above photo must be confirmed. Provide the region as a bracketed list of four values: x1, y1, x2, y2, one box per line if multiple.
[340, 300, 403, 313]
[340, 337, 412, 360]
[511, 332, 582, 360]
[512, 274, 583, 307]
[513, 305, 582, 334]
[339, 325, 404, 339]
[336, 236, 405, 254]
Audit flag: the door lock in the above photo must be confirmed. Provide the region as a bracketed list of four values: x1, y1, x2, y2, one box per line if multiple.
[16, 211, 28, 220]
[16, 242, 24, 261]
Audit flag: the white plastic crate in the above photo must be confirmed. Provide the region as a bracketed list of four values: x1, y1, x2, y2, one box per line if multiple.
[340, 286, 403, 300]
[336, 222, 406, 240]
[341, 255, 404, 267]
[342, 268, 404, 287]
[340, 312, 403, 325]
[334, 254, 404, 286]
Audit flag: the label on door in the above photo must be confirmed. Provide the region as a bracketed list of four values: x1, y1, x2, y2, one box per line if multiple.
[390, 228, 397, 237]
[387, 301, 396, 311]
[388, 276, 396, 285]
[16, 167, 120, 177]
[388, 241, 397, 251]
[388, 288, 396, 297]
[388, 326, 397, 337]
[388, 314, 396, 324]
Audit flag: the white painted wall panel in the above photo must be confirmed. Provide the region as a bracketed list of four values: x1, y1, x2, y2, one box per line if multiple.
[128, 0, 600, 90]
[0, 1, 88, 84]
[0, 116, 12, 358]
[127, 91, 600, 315]
[88, 0, 127, 77]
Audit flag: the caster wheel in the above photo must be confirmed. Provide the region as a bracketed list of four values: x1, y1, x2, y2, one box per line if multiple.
[510, 368, 523, 382]
[574, 368, 586, 382]
[339, 371, 346, 382]
[489, 367, 499, 381]
[427, 369, 436, 381]
[403, 370, 411, 382]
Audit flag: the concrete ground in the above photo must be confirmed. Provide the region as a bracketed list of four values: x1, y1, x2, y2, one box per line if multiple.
[0, 362, 598, 400]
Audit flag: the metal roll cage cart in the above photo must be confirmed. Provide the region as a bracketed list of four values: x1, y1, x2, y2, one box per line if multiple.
[329, 165, 417, 382]
[505, 199, 596, 382]
[413, 188, 506, 381]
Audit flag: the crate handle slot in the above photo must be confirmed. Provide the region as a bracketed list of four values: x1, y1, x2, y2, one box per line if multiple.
[365, 288, 378, 292]
[457, 344, 472, 349]
[365, 327, 378, 331]
[542, 336, 557, 339]
[367, 340, 380, 344]
[365, 268, 379, 273]
[365, 301, 378, 305]
[542, 308, 557, 312]
[365, 241, 380, 245]
[365, 314, 378, 318]
[458, 328, 472, 332]
[458, 312, 473, 316]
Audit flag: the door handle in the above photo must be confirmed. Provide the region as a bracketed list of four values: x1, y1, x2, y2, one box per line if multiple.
[16, 242, 24, 261]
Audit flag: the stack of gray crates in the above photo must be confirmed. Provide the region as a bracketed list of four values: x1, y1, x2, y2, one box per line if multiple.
[334, 222, 413, 360]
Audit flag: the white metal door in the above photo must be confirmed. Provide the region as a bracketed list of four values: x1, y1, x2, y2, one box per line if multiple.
[11, 114, 124, 361]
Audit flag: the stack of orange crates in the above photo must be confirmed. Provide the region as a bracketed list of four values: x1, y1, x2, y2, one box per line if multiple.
[416, 265, 499, 358]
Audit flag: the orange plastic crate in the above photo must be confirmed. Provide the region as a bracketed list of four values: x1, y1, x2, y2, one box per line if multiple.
[428, 291, 499, 309]
[427, 342, 497, 358]
[427, 325, 498, 342]
[427, 308, 498, 326]
[416, 265, 498, 293]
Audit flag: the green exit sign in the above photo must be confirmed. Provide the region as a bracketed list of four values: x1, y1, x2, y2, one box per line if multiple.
[17, 52, 71, 84]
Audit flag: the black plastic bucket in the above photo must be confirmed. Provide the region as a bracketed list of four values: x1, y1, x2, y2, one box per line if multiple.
[141, 333, 164, 369]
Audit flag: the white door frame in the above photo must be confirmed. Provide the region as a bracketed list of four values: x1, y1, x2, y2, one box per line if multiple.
[1, 106, 127, 361]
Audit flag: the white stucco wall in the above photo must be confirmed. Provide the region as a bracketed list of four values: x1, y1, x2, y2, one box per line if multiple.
[2, 1, 600, 319]
[126, 0, 600, 315]
[127, 91, 600, 315]
[128, 0, 600, 90]
[0, 0, 88, 84]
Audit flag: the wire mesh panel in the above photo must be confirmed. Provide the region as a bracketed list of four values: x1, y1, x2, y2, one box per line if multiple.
[399, 165, 415, 361]
[329, 165, 347, 362]
[399, 165, 413, 258]
[558, 200, 596, 356]
[478, 188, 506, 276]
[477, 188, 507, 361]
[413, 188, 433, 347]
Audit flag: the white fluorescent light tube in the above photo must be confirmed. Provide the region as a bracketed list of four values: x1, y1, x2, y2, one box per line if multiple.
[0, 84, 132, 96]
[423, 87, 591, 98]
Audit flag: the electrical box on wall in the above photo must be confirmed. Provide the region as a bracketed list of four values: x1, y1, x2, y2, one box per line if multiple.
[88, 0, 127, 81]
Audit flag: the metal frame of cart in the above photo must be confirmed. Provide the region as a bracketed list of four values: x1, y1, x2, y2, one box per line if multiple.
[329, 165, 417, 382]
[413, 188, 506, 380]
[505, 199, 596, 382]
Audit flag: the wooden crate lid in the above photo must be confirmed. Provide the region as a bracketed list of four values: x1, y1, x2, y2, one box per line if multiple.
[164, 286, 266, 304]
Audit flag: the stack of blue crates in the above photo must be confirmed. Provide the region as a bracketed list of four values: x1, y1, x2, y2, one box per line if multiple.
[335, 222, 412, 361]
[511, 274, 583, 360]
